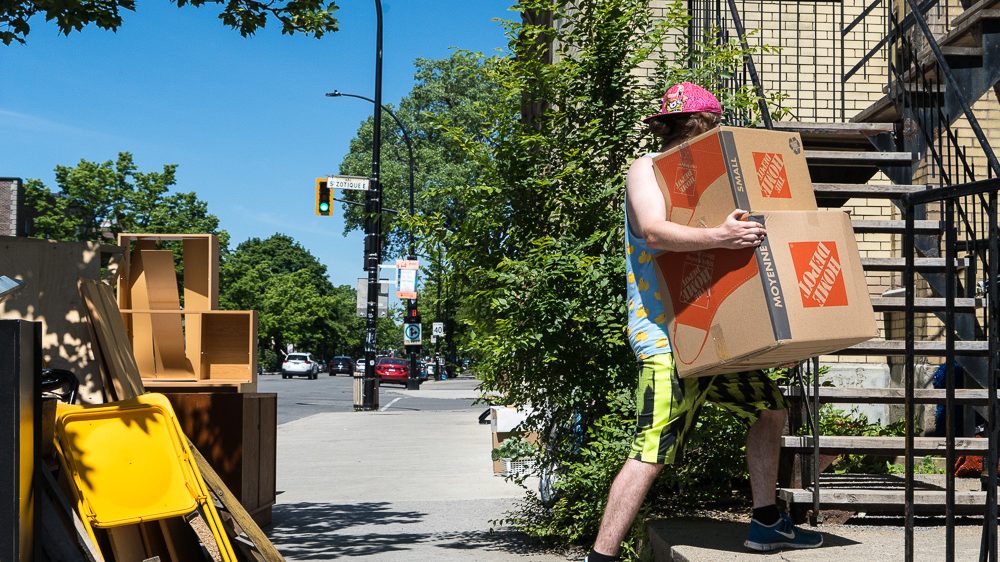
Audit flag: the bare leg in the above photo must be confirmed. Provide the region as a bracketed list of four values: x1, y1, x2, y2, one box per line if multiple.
[746, 409, 787, 509]
[592, 459, 664, 555]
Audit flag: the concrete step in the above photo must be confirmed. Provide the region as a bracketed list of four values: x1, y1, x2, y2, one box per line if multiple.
[784, 386, 992, 404]
[838, 339, 990, 356]
[781, 435, 990, 454]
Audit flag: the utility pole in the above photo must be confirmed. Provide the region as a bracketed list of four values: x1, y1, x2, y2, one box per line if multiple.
[360, 0, 384, 411]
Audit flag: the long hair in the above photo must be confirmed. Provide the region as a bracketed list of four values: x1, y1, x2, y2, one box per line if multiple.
[647, 112, 721, 150]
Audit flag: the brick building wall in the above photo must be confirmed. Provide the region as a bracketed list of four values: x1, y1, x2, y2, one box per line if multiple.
[0, 178, 25, 238]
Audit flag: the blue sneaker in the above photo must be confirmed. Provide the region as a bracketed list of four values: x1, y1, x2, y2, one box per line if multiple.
[744, 512, 823, 552]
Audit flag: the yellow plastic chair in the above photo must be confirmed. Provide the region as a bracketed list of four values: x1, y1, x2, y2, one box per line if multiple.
[53, 392, 236, 561]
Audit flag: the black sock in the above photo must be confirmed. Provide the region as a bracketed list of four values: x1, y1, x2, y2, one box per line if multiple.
[586, 549, 620, 562]
[752, 504, 781, 525]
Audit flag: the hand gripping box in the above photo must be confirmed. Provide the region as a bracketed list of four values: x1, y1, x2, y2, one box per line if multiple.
[651, 126, 817, 227]
[653, 210, 879, 378]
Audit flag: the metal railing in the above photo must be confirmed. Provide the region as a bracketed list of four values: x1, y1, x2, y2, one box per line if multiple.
[695, 0, 1000, 559]
[902, 178, 1000, 562]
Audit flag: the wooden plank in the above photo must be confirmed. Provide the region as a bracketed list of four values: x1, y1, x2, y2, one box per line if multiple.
[40, 465, 103, 561]
[138, 521, 170, 561]
[108, 526, 147, 562]
[190, 445, 285, 562]
[128, 243, 158, 376]
[772, 121, 895, 135]
[243, 397, 261, 514]
[258, 394, 277, 526]
[94, 282, 146, 397]
[870, 296, 981, 311]
[784, 386, 990, 404]
[838, 339, 990, 356]
[813, 182, 929, 198]
[140, 249, 191, 377]
[779, 487, 990, 506]
[861, 256, 970, 271]
[782, 435, 990, 454]
[158, 517, 203, 562]
[804, 149, 914, 163]
[183, 237, 217, 311]
[851, 219, 942, 233]
[79, 280, 133, 401]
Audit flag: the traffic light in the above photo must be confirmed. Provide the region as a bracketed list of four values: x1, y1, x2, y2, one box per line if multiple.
[315, 178, 332, 216]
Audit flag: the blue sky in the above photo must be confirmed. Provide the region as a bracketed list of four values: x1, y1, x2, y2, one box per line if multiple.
[0, 0, 512, 291]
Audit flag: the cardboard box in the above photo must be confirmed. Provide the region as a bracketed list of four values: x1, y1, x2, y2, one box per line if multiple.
[490, 406, 536, 474]
[654, 210, 878, 378]
[651, 126, 817, 227]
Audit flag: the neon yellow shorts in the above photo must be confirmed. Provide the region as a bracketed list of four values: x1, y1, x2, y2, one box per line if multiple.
[630, 353, 788, 465]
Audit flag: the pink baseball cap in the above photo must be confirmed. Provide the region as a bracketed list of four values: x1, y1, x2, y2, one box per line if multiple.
[642, 82, 722, 123]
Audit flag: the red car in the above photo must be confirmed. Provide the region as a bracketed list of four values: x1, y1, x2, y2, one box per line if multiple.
[375, 357, 410, 385]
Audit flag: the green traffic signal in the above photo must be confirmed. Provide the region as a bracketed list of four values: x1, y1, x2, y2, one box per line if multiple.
[315, 178, 332, 216]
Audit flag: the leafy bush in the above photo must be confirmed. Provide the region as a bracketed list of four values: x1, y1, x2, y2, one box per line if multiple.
[803, 405, 908, 474]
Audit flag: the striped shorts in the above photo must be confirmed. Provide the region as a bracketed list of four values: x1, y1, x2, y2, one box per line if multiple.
[630, 352, 788, 465]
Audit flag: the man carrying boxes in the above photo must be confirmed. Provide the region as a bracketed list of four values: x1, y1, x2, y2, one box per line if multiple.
[586, 83, 877, 561]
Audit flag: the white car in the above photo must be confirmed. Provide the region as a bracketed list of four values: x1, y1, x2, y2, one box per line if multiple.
[281, 353, 320, 379]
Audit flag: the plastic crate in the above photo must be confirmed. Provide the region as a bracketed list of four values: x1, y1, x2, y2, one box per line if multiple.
[501, 458, 537, 477]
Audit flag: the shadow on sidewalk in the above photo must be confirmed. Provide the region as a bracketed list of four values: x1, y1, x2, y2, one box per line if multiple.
[269, 502, 426, 559]
[268, 502, 567, 560]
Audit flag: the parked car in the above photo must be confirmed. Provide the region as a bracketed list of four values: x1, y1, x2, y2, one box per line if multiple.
[328, 356, 353, 376]
[281, 353, 320, 379]
[375, 357, 410, 385]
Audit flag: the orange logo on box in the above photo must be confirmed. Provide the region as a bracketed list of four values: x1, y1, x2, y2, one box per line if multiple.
[753, 151, 791, 199]
[657, 248, 758, 332]
[789, 241, 848, 307]
[653, 135, 726, 224]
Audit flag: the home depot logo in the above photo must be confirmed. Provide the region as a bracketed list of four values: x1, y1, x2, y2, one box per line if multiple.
[752, 152, 791, 198]
[679, 251, 715, 308]
[673, 147, 697, 196]
[789, 241, 848, 308]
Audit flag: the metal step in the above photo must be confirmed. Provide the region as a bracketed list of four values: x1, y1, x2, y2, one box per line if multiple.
[941, 8, 1000, 48]
[805, 150, 915, 165]
[784, 386, 991, 404]
[781, 435, 990, 454]
[861, 256, 969, 271]
[870, 296, 982, 312]
[813, 182, 930, 200]
[838, 339, 990, 356]
[851, 219, 942, 234]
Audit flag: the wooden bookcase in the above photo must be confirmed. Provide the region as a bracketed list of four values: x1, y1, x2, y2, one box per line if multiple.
[116, 234, 257, 390]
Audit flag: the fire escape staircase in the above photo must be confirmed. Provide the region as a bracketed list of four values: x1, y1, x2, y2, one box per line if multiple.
[766, 0, 1000, 518]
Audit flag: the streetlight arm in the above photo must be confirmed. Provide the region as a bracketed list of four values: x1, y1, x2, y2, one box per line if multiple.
[328, 89, 417, 258]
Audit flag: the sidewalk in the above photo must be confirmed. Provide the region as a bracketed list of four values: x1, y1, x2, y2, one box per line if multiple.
[647, 517, 989, 561]
[267, 380, 570, 561]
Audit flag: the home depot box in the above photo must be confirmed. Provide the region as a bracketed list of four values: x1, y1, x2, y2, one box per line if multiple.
[651, 126, 817, 227]
[654, 210, 878, 378]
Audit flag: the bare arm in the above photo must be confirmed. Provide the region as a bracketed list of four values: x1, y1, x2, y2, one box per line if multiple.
[625, 156, 765, 252]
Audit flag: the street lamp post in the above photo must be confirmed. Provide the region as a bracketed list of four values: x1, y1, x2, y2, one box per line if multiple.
[356, 0, 384, 411]
[326, 90, 421, 390]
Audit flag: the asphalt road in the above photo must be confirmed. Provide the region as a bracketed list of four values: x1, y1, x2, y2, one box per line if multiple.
[257, 372, 487, 425]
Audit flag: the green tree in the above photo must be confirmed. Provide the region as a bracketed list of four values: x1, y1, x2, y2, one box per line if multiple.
[24, 152, 228, 247]
[338, 51, 502, 362]
[408, 1, 783, 557]
[220, 233, 388, 362]
[2, 0, 339, 45]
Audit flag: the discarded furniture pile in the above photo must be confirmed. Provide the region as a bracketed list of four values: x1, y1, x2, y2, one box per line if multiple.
[1, 233, 281, 562]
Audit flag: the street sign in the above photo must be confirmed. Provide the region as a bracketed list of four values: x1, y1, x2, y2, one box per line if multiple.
[356, 278, 390, 318]
[432, 322, 445, 337]
[328, 175, 372, 191]
[430, 335, 437, 344]
[403, 323, 421, 346]
[396, 260, 418, 299]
